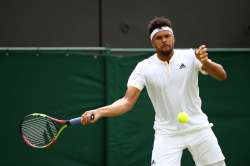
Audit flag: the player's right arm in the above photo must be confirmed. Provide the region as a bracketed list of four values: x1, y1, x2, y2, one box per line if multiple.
[81, 86, 141, 125]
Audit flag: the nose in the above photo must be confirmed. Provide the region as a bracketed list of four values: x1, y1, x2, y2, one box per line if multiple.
[162, 37, 168, 42]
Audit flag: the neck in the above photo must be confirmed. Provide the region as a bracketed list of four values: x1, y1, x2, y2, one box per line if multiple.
[156, 49, 174, 63]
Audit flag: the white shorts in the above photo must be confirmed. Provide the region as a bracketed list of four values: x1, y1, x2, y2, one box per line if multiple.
[151, 127, 225, 166]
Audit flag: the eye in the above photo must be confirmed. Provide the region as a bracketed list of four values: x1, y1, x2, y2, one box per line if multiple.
[165, 34, 171, 38]
[155, 36, 162, 40]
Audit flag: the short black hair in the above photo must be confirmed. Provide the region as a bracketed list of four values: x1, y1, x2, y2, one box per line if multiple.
[147, 17, 172, 35]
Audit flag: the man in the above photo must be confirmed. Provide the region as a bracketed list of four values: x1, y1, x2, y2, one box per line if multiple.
[81, 17, 227, 166]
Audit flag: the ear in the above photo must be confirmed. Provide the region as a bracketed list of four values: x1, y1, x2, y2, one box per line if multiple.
[150, 39, 155, 48]
[172, 35, 176, 45]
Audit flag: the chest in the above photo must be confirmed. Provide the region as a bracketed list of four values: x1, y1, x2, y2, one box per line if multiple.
[145, 60, 194, 89]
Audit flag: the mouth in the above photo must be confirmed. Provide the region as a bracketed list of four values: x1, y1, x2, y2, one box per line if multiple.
[161, 44, 170, 49]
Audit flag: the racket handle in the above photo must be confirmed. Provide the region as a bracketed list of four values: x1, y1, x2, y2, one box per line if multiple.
[69, 114, 95, 125]
[69, 117, 81, 125]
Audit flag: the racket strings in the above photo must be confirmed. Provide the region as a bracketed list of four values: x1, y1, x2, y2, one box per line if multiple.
[21, 116, 59, 147]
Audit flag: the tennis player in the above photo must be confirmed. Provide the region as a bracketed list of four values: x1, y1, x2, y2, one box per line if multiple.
[81, 17, 227, 166]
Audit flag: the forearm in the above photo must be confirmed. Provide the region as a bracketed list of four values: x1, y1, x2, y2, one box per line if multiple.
[81, 86, 140, 125]
[202, 59, 227, 80]
[195, 45, 227, 80]
[96, 98, 133, 118]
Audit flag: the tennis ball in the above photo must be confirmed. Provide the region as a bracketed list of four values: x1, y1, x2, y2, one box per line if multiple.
[177, 112, 189, 124]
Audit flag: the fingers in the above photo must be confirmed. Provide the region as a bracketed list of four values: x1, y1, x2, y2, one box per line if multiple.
[199, 52, 208, 61]
[81, 111, 96, 125]
[195, 45, 207, 55]
[195, 45, 209, 63]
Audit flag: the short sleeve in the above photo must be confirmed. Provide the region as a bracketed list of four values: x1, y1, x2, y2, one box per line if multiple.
[191, 49, 208, 75]
[127, 62, 146, 91]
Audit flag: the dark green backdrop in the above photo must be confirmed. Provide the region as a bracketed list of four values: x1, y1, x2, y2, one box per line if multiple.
[0, 48, 249, 166]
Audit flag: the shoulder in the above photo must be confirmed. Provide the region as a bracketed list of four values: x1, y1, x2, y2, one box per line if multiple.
[175, 48, 195, 57]
[136, 54, 156, 67]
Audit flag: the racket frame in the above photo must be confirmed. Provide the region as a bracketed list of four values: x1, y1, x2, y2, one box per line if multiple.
[20, 113, 69, 149]
[20, 113, 93, 149]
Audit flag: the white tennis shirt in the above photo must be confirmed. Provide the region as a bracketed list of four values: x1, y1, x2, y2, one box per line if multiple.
[127, 49, 212, 135]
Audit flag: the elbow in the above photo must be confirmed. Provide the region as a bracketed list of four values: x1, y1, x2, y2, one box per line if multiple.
[217, 66, 228, 81]
[124, 101, 134, 112]
[222, 72, 228, 80]
[213, 64, 227, 81]
[218, 71, 228, 81]
[123, 99, 135, 112]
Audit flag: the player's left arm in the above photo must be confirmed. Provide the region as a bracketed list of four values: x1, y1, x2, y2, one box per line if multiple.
[195, 45, 227, 80]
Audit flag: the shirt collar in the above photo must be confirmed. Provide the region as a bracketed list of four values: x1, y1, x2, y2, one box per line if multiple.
[153, 50, 176, 64]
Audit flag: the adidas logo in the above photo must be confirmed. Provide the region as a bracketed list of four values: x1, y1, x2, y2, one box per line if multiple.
[179, 63, 186, 69]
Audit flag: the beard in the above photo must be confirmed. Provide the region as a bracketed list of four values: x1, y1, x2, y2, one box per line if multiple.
[158, 47, 174, 57]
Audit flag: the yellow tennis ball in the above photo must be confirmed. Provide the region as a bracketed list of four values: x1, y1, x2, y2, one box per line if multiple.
[177, 112, 189, 124]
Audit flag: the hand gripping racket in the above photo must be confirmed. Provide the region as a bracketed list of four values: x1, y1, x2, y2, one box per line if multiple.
[19, 113, 94, 149]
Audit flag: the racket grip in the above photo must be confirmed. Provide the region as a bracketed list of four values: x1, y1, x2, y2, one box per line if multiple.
[69, 117, 81, 125]
[69, 114, 95, 125]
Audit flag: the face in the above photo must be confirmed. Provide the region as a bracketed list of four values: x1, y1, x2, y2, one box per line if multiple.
[151, 30, 175, 56]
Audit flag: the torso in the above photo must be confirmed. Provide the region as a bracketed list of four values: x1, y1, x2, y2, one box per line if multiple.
[140, 49, 210, 134]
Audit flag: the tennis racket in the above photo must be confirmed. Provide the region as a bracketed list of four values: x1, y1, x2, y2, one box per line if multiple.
[19, 113, 94, 149]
